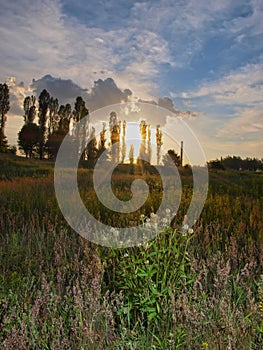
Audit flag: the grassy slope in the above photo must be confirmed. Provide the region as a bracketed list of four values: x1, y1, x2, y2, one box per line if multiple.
[1, 152, 262, 186]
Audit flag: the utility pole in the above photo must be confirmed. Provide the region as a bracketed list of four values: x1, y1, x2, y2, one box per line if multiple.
[180, 141, 183, 166]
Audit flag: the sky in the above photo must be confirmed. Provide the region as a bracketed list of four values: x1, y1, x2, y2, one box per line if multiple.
[0, 0, 263, 161]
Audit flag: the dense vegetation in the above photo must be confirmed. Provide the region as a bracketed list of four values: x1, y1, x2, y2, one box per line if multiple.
[208, 156, 263, 171]
[0, 154, 263, 349]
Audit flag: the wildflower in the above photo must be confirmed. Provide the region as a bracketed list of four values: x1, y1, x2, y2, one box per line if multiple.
[162, 218, 168, 224]
[110, 227, 119, 236]
[188, 228, 194, 234]
[150, 213, 158, 224]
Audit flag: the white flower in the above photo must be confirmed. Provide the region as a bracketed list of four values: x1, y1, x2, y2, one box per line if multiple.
[188, 228, 194, 234]
[165, 208, 171, 215]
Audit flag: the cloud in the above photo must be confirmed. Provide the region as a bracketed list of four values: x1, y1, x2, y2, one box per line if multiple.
[30, 75, 132, 111]
[6, 73, 199, 137]
[138, 96, 200, 125]
[3, 77, 30, 145]
[217, 108, 263, 139]
[85, 78, 132, 111]
[31, 75, 88, 105]
[0, 0, 175, 101]
[29, 75, 200, 123]
[2, 0, 263, 101]
[176, 57, 263, 155]
[1, 0, 263, 160]
[183, 58, 263, 108]
[7, 77, 28, 116]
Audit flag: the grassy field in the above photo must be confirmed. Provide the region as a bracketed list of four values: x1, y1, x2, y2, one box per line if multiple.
[0, 154, 263, 349]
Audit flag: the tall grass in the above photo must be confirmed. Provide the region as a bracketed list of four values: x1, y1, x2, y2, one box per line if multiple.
[0, 159, 263, 349]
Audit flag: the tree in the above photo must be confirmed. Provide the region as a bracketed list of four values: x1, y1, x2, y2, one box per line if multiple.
[86, 126, 98, 165]
[48, 97, 59, 135]
[0, 83, 10, 129]
[129, 144, 134, 164]
[46, 103, 72, 159]
[209, 156, 263, 171]
[98, 122, 106, 151]
[73, 96, 89, 123]
[18, 123, 41, 158]
[139, 120, 147, 159]
[58, 104, 72, 134]
[138, 120, 149, 172]
[23, 95, 36, 124]
[38, 89, 50, 159]
[73, 96, 89, 159]
[207, 159, 225, 170]
[0, 128, 9, 153]
[129, 144, 135, 174]
[156, 125, 163, 165]
[109, 111, 120, 162]
[163, 149, 181, 167]
[147, 124, 152, 164]
[121, 120, 126, 163]
[45, 129, 65, 160]
[221, 156, 242, 170]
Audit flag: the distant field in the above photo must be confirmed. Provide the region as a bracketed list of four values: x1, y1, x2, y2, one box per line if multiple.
[0, 154, 263, 349]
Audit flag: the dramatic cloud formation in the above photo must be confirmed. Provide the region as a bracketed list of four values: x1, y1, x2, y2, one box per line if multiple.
[1, 0, 263, 159]
[31, 75, 87, 105]
[31, 75, 133, 111]
[9, 74, 196, 125]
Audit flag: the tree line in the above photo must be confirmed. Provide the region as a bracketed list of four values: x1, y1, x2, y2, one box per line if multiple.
[208, 156, 263, 171]
[0, 83, 174, 166]
[2, 82, 262, 171]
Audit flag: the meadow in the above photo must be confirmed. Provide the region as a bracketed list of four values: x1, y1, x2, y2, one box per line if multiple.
[0, 153, 263, 349]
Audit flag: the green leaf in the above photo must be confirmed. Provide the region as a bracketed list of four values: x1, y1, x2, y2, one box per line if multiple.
[148, 311, 157, 322]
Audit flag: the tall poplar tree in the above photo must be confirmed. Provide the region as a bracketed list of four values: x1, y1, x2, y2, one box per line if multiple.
[23, 95, 36, 124]
[38, 89, 50, 159]
[109, 111, 120, 162]
[0, 83, 10, 129]
[0, 83, 10, 152]
[73, 96, 89, 159]
[18, 95, 39, 158]
[156, 125, 163, 165]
